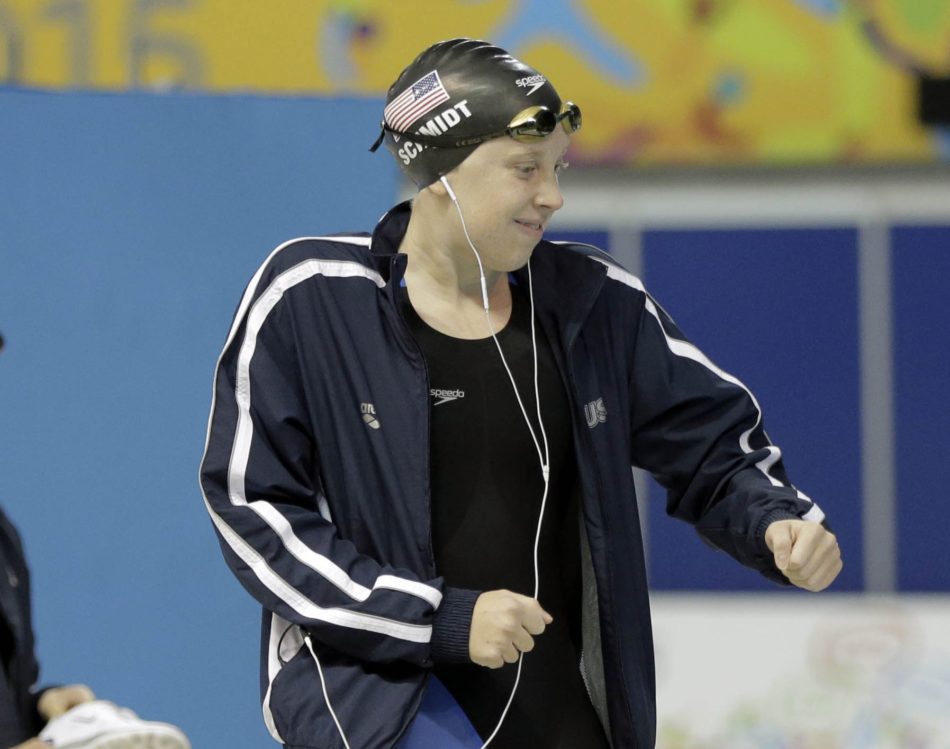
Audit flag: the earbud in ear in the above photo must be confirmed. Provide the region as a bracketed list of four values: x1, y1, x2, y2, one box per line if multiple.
[440, 175, 458, 203]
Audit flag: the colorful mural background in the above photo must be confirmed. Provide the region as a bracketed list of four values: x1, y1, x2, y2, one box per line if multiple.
[653, 597, 950, 749]
[1, 0, 948, 165]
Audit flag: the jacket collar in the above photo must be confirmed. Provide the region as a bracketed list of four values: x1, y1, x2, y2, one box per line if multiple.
[370, 200, 413, 258]
[369, 200, 607, 338]
[514, 241, 606, 351]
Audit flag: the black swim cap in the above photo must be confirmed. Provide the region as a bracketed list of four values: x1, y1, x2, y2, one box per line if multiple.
[371, 38, 564, 188]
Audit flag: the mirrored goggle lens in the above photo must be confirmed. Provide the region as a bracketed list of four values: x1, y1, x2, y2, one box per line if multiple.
[561, 102, 582, 134]
[508, 108, 557, 141]
[507, 103, 582, 142]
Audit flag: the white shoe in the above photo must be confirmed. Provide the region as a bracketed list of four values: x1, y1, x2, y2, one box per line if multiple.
[39, 700, 190, 749]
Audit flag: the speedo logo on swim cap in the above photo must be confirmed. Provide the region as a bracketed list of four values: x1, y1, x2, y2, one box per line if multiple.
[515, 74, 546, 95]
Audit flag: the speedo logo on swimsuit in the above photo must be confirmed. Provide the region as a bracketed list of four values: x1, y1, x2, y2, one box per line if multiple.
[431, 388, 465, 406]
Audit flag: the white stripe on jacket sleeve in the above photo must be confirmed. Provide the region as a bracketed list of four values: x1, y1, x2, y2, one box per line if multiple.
[593, 257, 825, 524]
[204, 495, 432, 641]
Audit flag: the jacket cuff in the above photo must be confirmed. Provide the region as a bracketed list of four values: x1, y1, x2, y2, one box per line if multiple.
[754, 508, 803, 541]
[430, 587, 480, 664]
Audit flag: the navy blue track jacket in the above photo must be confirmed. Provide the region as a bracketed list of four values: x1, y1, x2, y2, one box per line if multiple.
[0, 506, 47, 747]
[199, 201, 826, 749]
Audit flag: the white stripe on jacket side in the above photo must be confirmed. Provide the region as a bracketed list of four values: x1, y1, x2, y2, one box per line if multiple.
[262, 612, 297, 743]
[199, 244, 441, 648]
[591, 257, 825, 524]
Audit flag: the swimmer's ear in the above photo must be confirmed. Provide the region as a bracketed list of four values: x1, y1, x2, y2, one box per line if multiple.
[428, 176, 450, 199]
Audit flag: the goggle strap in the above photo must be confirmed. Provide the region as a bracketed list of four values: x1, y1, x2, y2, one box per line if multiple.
[368, 126, 386, 153]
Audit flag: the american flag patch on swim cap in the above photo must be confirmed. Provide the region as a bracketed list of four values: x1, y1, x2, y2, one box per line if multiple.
[384, 71, 450, 132]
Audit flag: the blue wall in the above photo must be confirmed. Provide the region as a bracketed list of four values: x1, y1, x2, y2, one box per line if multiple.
[642, 227, 863, 591]
[892, 226, 950, 591]
[0, 89, 397, 748]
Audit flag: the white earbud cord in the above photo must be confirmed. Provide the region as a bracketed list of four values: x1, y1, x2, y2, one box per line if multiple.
[444, 178, 551, 749]
[304, 634, 353, 749]
[444, 177, 551, 477]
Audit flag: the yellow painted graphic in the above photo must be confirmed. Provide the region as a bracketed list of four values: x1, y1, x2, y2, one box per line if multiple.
[1, 0, 947, 165]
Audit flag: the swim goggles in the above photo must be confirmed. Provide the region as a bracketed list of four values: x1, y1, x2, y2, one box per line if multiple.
[369, 101, 581, 151]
